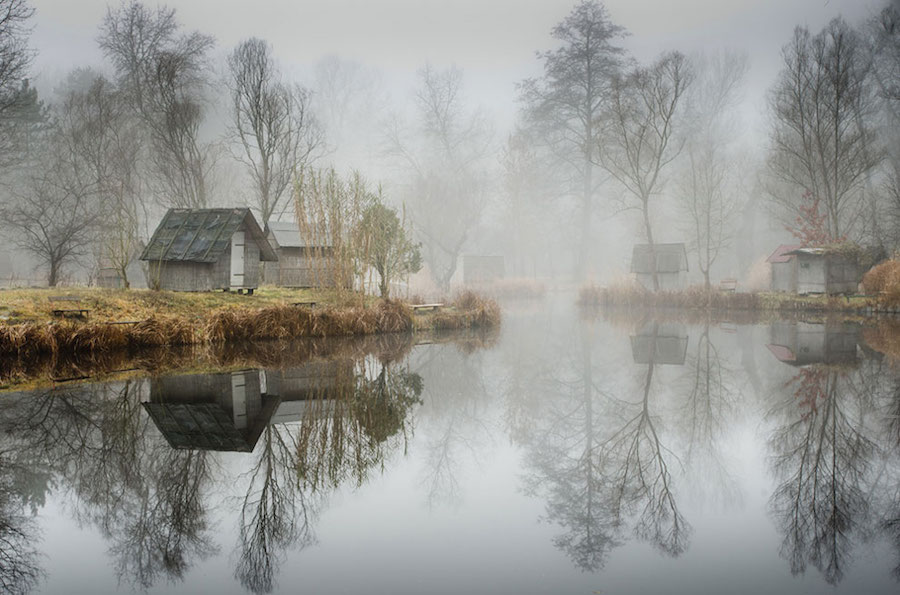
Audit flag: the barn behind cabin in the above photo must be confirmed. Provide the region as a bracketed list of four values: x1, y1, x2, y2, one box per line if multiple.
[264, 221, 337, 288]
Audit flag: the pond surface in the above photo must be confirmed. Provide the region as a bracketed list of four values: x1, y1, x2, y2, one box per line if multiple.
[1, 294, 900, 594]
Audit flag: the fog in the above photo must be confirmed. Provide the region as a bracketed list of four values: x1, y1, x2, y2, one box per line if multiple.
[0, 0, 893, 291]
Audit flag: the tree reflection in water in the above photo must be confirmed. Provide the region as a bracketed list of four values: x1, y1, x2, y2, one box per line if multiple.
[237, 356, 422, 594]
[0, 451, 47, 594]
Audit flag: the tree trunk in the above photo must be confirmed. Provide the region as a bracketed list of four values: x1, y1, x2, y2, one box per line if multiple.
[642, 198, 659, 291]
[579, 157, 593, 282]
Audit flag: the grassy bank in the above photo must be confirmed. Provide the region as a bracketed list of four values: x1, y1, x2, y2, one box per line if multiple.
[578, 284, 891, 315]
[0, 287, 500, 362]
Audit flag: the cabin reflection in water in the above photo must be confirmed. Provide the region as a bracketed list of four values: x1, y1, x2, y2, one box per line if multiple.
[143, 370, 280, 452]
[630, 322, 689, 365]
[766, 321, 861, 367]
[142, 361, 353, 452]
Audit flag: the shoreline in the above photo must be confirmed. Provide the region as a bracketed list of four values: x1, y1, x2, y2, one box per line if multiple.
[0, 287, 501, 364]
[577, 285, 899, 317]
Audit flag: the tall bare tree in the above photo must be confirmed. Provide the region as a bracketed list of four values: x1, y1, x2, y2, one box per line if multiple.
[98, 0, 214, 209]
[58, 70, 143, 287]
[767, 18, 880, 241]
[518, 0, 626, 280]
[228, 38, 323, 226]
[1, 108, 99, 286]
[599, 51, 693, 290]
[386, 64, 491, 291]
[0, 0, 33, 116]
[677, 51, 748, 290]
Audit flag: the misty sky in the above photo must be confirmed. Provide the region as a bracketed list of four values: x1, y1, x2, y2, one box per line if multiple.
[29, 0, 885, 135]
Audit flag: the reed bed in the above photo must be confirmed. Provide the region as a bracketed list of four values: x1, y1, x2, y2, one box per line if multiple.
[429, 291, 502, 331]
[578, 283, 881, 314]
[0, 293, 497, 365]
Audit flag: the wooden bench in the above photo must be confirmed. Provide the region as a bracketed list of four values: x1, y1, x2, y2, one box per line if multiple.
[411, 303, 444, 313]
[52, 308, 90, 319]
[292, 301, 317, 308]
[719, 278, 738, 293]
[49, 295, 90, 319]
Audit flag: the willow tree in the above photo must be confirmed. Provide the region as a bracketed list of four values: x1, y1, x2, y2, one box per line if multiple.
[518, 0, 627, 280]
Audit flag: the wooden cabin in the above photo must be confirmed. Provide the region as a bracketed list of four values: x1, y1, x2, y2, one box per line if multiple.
[143, 370, 280, 452]
[785, 247, 860, 295]
[631, 243, 689, 290]
[766, 244, 801, 292]
[463, 255, 505, 284]
[263, 221, 337, 288]
[140, 208, 277, 292]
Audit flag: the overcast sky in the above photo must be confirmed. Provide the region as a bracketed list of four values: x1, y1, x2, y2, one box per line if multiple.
[28, 0, 888, 134]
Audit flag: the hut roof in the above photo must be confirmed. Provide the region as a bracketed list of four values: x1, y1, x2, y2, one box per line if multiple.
[766, 244, 802, 263]
[141, 208, 277, 263]
[266, 221, 333, 249]
[630, 243, 689, 274]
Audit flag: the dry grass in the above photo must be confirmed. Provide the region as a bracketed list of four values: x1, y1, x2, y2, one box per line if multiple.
[428, 291, 502, 331]
[0, 287, 498, 363]
[578, 282, 879, 314]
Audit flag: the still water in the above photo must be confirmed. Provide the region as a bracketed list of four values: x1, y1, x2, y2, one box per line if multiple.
[1, 295, 899, 594]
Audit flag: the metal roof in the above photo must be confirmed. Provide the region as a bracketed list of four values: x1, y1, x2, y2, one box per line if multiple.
[766, 244, 802, 263]
[141, 208, 277, 263]
[266, 221, 333, 249]
[630, 243, 689, 274]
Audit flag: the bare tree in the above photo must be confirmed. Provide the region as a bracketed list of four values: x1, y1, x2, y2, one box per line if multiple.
[677, 51, 748, 290]
[0, 0, 33, 116]
[599, 51, 693, 290]
[518, 0, 627, 280]
[766, 18, 881, 241]
[386, 64, 492, 291]
[2, 126, 98, 286]
[98, 0, 214, 208]
[58, 70, 143, 287]
[228, 38, 323, 226]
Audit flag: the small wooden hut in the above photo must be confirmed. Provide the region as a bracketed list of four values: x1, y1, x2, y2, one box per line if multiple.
[630, 243, 689, 290]
[263, 221, 337, 288]
[140, 208, 277, 293]
[766, 244, 801, 292]
[785, 247, 860, 295]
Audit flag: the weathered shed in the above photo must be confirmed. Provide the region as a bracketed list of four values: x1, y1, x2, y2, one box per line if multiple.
[263, 221, 337, 288]
[463, 255, 505, 284]
[766, 321, 860, 367]
[786, 247, 860, 295]
[631, 323, 689, 365]
[143, 370, 281, 452]
[140, 208, 277, 292]
[631, 243, 689, 290]
[766, 244, 801, 292]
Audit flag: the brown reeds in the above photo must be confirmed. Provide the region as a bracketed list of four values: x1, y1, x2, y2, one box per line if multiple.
[862, 259, 900, 307]
[0, 292, 498, 371]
